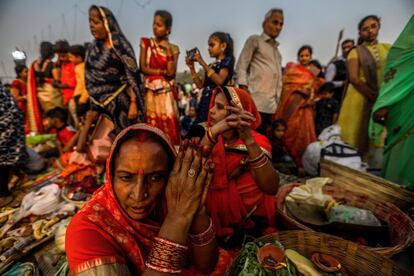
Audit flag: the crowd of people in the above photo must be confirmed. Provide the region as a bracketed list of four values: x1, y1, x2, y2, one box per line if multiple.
[0, 4, 413, 274]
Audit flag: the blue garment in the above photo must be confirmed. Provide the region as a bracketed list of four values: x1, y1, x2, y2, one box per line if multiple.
[315, 98, 339, 135]
[85, 5, 144, 133]
[196, 56, 234, 123]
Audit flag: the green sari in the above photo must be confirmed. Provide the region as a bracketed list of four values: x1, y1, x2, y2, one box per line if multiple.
[371, 15, 414, 189]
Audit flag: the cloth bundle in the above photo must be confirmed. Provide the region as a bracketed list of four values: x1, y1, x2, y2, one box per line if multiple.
[286, 177, 334, 207]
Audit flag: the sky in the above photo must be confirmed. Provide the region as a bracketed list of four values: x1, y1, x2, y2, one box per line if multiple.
[0, 0, 413, 82]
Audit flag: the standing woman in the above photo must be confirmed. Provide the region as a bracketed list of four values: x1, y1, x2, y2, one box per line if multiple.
[140, 10, 180, 145]
[85, 5, 144, 135]
[27, 41, 63, 133]
[274, 45, 318, 158]
[338, 15, 390, 156]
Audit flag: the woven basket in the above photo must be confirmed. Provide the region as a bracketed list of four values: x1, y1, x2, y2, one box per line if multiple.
[276, 183, 414, 256]
[226, 231, 408, 275]
[320, 159, 414, 210]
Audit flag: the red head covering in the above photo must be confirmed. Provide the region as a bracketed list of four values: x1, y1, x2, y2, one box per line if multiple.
[205, 87, 275, 238]
[208, 86, 261, 129]
[67, 123, 176, 273]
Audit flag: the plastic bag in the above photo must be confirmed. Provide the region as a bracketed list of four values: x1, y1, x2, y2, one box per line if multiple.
[328, 205, 381, 226]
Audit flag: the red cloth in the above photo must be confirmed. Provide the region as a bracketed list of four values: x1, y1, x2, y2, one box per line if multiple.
[274, 63, 319, 158]
[141, 37, 181, 145]
[56, 126, 76, 148]
[10, 79, 27, 114]
[206, 87, 276, 238]
[66, 124, 173, 273]
[60, 62, 76, 105]
[26, 64, 44, 133]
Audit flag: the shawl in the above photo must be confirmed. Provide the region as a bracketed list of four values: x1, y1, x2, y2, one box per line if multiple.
[85, 5, 145, 121]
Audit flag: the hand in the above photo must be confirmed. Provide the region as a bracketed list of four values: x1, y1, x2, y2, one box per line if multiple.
[298, 168, 306, 177]
[185, 56, 195, 69]
[367, 91, 378, 103]
[192, 50, 204, 64]
[211, 106, 256, 139]
[128, 102, 138, 120]
[373, 107, 388, 125]
[165, 139, 214, 221]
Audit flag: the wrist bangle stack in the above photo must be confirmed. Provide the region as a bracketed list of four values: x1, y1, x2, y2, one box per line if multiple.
[188, 218, 216, 247]
[248, 151, 268, 169]
[207, 68, 215, 78]
[206, 127, 217, 144]
[145, 236, 188, 274]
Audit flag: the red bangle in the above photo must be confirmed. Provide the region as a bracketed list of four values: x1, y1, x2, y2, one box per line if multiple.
[189, 218, 216, 247]
[167, 55, 174, 62]
[145, 236, 188, 274]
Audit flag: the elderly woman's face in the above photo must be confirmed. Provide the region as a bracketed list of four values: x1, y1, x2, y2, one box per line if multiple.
[113, 138, 169, 220]
[209, 92, 229, 126]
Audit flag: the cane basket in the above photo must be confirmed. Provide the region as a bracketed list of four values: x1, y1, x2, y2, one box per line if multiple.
[275, 183, 414, 256]
[320, 159, 414, 210]
[226, 231, 409, 275]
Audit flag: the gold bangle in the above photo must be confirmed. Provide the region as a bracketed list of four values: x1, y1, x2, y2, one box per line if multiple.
[248, 151, 265, 164]
[207, 68, 214, 78]
[207, 128, 217, 144]
[251, 157, 269, 169]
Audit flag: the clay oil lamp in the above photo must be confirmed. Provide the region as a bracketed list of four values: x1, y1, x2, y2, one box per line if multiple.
[311, 252, 342, 272]
[257, 243, 287, 270]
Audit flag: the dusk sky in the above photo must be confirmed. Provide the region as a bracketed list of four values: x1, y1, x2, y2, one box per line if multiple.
[0, 0, 413, 82]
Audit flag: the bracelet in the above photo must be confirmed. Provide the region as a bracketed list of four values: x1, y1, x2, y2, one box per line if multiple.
[188, 218, 216, 247]
[248, 151, 265, 164]
[207, 68, 215, 78]
[145, 236, 188, 274]
[251, 156, 269, 169]
[167, 55, 174, 62]
[206, 128, 218, 144]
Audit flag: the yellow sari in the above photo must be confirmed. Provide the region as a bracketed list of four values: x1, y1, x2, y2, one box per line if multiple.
[338, 42, 390, 150]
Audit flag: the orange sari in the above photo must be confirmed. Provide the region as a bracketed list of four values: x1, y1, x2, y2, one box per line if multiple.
[275, 63, 320, 157]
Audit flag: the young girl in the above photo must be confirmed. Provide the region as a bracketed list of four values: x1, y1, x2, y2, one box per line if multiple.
[186, 32, 235, 123]
[140, 10, 180, 145]
[270, 119, 304, 175]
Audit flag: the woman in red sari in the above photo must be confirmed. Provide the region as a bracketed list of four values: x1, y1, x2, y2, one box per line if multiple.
[10, 65, 29, 132]
[140, 10, 180, 145]
[275, 45, 320, 158]
[66, 124, 232, 275]
[196, 86, 279, 246]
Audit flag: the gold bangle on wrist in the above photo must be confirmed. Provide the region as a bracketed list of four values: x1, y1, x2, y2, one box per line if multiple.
[251, 157, 269, 169]
[206, 127, 218, 144]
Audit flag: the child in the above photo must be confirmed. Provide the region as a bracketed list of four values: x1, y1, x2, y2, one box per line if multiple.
[68, 45, 90, 122]
[270, 119, 304, 175]
[46, 107, 78, 153]
[139, 10, 180, 145]
[180, 105, 198, 138]
[186, 32, 235, 123]
[10, 65, 28, 115]
[53, 40, 76, 106]
[315, 82, 339, 136]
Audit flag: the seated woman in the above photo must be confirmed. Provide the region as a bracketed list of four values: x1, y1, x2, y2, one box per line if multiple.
[190, 86, 279, 246]
[66, 124, 231, 275]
